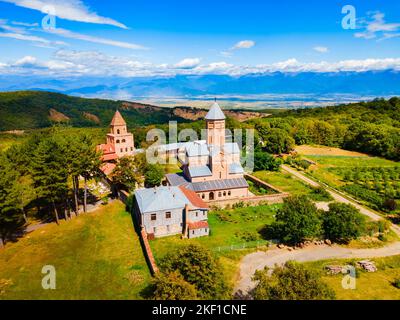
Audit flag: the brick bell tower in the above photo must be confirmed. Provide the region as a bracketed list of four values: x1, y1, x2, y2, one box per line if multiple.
[205, 101, 226, 147]
[106, 110, 135, 157]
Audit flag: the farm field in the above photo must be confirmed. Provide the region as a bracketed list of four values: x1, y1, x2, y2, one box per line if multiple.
[252, 170, 332, 201]
[0, 201, 151, 300]
[296, 146, 400, 214]
[304, 255, 400, 300]
[149, 204, 280, 289]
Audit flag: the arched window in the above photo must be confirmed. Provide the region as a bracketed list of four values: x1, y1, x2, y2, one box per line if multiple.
[125, 148, 128, 152]
[228, 191, 231, 196]
[116, 139, 120, 144]
[209, 192, 214, 200]
[117, 129, 120, 134]
[218, 192, 222, 197]
[122, 139, 126, 143]
[223, 191, 226, 197]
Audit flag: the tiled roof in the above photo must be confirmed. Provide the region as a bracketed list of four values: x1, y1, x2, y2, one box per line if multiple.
[101, 153, 118, 161]
[100, 163, 116, 176]
[179, 186, 208, 209]
[97, 143, 115, 154]
[188, 165, 212, 178]
[110, 110, 126, 126]
[135, 186, 188, 214]
[205, 102, 226, 120]
[188, 220, 209, 230]
[229, 163, 245, 174]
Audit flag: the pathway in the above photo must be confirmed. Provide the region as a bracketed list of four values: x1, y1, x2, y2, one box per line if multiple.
[235, 242, 400, 294]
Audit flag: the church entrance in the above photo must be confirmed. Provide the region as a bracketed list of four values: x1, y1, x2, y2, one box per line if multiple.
[209, 192, 215, 201]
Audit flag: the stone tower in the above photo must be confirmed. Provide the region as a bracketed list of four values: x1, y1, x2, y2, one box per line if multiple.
[106, 110, 135, 157]
[205, 102, 226, 147]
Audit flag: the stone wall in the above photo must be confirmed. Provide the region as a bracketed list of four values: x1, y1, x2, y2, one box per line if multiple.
[208, 192, 289, 209]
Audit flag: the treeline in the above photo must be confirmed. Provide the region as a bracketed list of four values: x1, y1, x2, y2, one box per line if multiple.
[251, 97, 400, 160]
[0, 127, 101, 244]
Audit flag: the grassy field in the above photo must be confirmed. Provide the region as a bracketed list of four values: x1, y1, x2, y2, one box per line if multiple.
[0, 201, 151, 300]
[252, 170, 332, 201]
[304, 255, 400, 300]
[150, 205, 279, 289]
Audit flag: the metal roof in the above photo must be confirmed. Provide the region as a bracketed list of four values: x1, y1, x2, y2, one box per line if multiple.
[186, 141, 210, 157]
[191, 177, 248, 192]
[223, 143, 240, 154]
[188, 165, 212, 178]
[205, 102, 226, 120]
[229, 163, 245, 174]
[135, 186, 188, 214]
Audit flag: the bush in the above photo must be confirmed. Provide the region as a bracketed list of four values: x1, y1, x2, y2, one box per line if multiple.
[383, 199, 397, 212]
[159, 244, 230, 299]
[310, 186, 333, 201]
[341, 184, 383, 208]
[149, 271, 198, 300]
[271, 195, 322, 245]
[322, 203, 366, 243]
[393, 278, 400, 289]
[251, 261, 336, 300]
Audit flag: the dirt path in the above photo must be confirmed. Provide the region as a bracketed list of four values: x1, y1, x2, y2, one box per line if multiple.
[235, 242, 400, 294]
[281, 165, 400, 236]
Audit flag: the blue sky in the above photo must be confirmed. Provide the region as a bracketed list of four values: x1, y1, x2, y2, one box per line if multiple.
[0, 0, 399, 77]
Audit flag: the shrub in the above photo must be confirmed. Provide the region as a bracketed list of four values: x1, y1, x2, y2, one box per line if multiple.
[310, 186, 333, 201]
[149, 271, 198, 300]
[271, 195, 322, 245]
[159, 244, 230, 299]
[322, 203, 366, 243]
[252, 261, 336, 300]
[393, 278, 400, 289]
[383, 199, 397, 212]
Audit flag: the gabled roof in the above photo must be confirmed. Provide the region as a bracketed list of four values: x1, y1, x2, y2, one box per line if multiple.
[135, 186, 188, 214]
[110, 110, 126, 126]
[188, 221, 209, 230]
[205, 102, 226, 120]
[179, 186, 208, 209]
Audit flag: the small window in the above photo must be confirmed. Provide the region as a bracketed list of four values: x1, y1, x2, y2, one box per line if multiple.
[205, 228, 208, 232]
[166, 212, 171, 219]
[120, 148, 123, 152]
[219, 172, 222, 179]
[151, 214, 157, 221]
[223, 191, 226, 196]
[192, 230, 195, 235]
[195, 212, 198, 217]
[201, 194, 205, 199]
[130, 147, 133, 151]
[122, 139, 126, 143]
[117, 129, 120, 134]
[203, 211, 206, 216]
[218, 192, 222, 197]
[153, 227, 157, 233]
[228, 191, 231, 196]
[125, 148, 128, 152]
[116, 139, 120, 144]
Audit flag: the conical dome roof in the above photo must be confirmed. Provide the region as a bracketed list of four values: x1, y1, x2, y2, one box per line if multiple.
[110, 110, 126, 126]
[205, 102, 226, 120]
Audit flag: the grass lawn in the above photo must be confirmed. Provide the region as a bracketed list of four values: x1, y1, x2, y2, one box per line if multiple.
[252, 170, 332, 201]
[0, 201, 151, 300]
[150, 204, 280, 290]
[304, 255, 400, 300]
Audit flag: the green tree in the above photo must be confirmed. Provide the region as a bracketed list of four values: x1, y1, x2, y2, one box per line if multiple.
[150, 271, 198, 300]
[0, 154, 24, 245]
[271, 195, 322, 245]
[322, 203, 366, 243]
[112, 156, 141, 192]
[160, 244, 229, 299]
[258, 128, 295, 154]
[252, 261, 335, 300]
[254, 152, 282, 172]
[30, 137, 68, 224]
[144, 163, 165, 188]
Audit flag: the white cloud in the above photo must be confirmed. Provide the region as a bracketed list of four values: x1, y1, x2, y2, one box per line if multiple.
[313, 46, 329, 53]
[1, 0, 127, 28]
[233, 40, 255, 49]
[45, 27, 147, 50]
[11, 21, 39, 27]
[355, 11, 400, 40]
[1, 51, 400, 78]
[174, 58, 201, 69]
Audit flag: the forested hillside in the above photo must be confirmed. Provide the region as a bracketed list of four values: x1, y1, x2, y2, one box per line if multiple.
[0, 91, 186, 130]
[251, 97, 400, 161]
